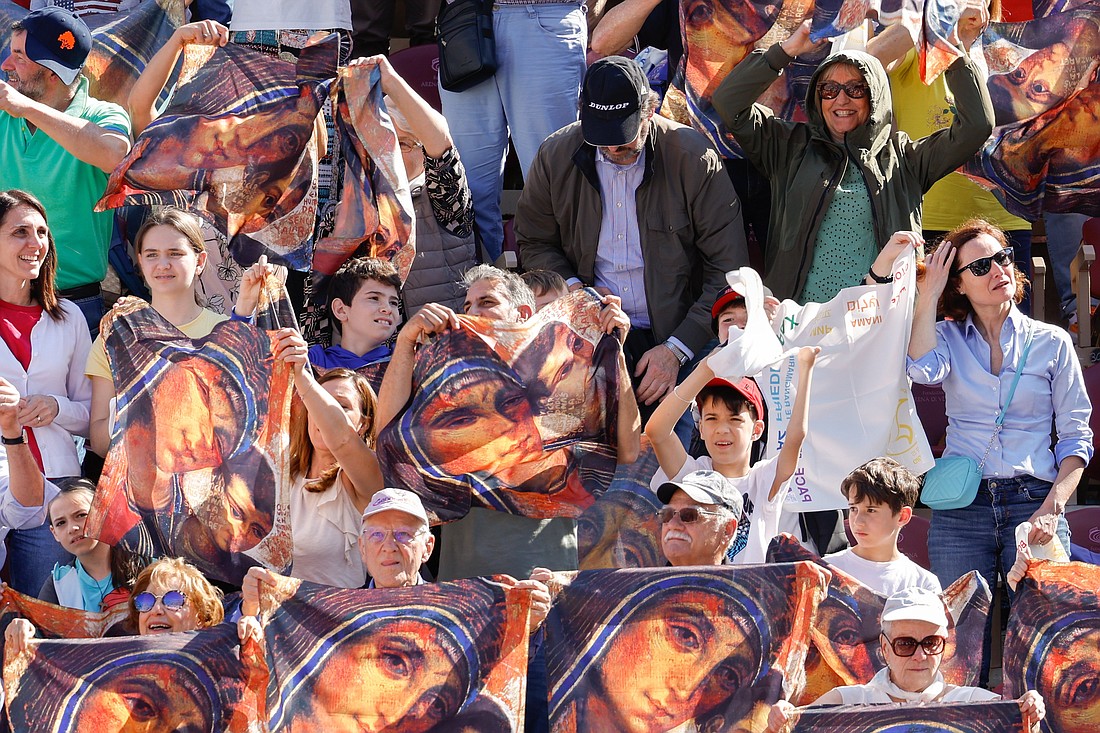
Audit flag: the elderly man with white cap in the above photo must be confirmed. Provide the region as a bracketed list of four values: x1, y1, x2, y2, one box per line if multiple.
[359, 487, 435, 588]
[656, 469, 743, 567]
[767, 587, 1046, 732]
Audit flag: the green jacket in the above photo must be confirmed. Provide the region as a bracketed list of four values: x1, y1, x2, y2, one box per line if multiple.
[712, 44, 994, 300]
[515, 116, 747, 354]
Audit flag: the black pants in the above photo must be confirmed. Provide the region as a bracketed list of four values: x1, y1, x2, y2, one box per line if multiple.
[350, 0, 441, 58]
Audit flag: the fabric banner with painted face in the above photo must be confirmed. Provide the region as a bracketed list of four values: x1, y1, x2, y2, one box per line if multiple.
[1002, 559, 1100, 733]
[2, 623, 267, 732]
[377, 288, 628, 522]
[85, 286, 295, 585]
[311, 64, 416, 284]
[0, 585, 129, 640]
[95, 33, 339, 271]
[576, 440, 665, 570]
[546, 562, 829, 732]
[791, 700, 1025, 731]
[0, 0, 184, 108]
[711, 251, 931, 512]
[256, 575, 530, 732]
[960, 8, 1100, 218]
[768, 534, 991, 705]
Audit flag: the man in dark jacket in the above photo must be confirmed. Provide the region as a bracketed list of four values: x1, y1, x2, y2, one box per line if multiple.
[517, 57, 747, 419]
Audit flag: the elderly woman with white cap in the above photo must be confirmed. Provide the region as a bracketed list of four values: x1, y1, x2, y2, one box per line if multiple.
[766, 587, 1046, 732]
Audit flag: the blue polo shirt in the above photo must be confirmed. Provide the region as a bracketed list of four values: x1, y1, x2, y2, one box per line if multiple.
[0, 76, 130, 290]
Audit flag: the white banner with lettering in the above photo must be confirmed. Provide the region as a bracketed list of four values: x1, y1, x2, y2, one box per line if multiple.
[709, 250, 933, 512]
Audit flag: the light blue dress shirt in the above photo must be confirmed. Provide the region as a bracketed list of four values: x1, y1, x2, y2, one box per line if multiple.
[907, 307, 1093, 481]
[593, 147, 650, 329]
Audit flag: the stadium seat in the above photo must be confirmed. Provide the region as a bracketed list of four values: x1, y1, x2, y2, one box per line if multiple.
[897, 514, 931, 570]
[912, 383, 948, 458]
[388, 44, 442, 112]
[1067, 506, 1100, 555]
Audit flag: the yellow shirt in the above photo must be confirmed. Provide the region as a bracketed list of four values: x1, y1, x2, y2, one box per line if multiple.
[85, 308, 229, 382]
[889, 48, 1029, 232]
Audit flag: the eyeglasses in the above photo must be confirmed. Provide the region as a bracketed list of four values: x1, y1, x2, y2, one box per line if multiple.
[398, 139, 422, 153]
[657, 506, 724, 524]
[817, 80, 870, 100]
[880, 632, 947, 657]
[133, 589, 187, 613]
[954, 247, 1014, 277]
[363, 527, 428, 546]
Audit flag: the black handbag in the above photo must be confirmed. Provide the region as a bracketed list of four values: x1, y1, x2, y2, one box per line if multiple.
[436, 0, 497, 93]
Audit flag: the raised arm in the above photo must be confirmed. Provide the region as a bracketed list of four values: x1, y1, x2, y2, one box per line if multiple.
[771, 347, 819, 500]
[865, 22, 915, 72]
[599, 295, 641, 463]
[128, 21, 229, 135]
[375, 303, 459, 430]
[272, 329, 384, 512]
[644, 356, 717, 478]
[908, 243, 953, 360]
[88, 375, 114, 458]
[0, 81, 129, 172]
[350, 55, 453, 158]
[589, 0, 663, 56]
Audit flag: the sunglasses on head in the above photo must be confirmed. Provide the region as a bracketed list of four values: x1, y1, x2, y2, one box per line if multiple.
[363, 528, 426, 546]
[954, 247, 1014, 277]
[133, 589, 187, 613]
[656, 506, 724, 524]
[881, 631, 946, 657]
[817, 80, 870, 100]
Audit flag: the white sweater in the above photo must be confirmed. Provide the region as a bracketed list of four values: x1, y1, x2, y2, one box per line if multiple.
[0, 300, 92, 478]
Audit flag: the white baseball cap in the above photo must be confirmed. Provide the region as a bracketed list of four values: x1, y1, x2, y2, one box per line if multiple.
[361, 488, 429, 525]
[881, 587, 949, 628]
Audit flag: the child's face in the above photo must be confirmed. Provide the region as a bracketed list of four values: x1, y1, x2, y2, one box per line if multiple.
[533, 286, 568, 312]
[337, 278, 401, 346]
[846, 494, 909, 553]
[698, 396, 762, 468]
[717, 303, 748, 343]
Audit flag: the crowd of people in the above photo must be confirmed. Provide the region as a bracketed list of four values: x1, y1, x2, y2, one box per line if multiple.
[0, 0, 1094, 730]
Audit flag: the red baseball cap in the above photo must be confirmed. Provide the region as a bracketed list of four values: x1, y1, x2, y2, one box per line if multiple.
[699, 376, 765, 421]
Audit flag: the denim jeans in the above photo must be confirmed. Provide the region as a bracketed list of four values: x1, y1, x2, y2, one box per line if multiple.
[7, 520, 73, 596]
[69, 293, 105, 339]
[928, 475, 1069, 686]
[439, 2, 586, 261]
[1043, 212, 1088, 319]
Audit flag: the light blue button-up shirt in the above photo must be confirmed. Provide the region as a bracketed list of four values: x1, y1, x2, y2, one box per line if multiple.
[906, 307, 1093, 481]
[593, 147, 650, 330]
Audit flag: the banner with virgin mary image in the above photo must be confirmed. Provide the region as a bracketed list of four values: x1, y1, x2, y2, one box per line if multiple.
[545, 562, 830, 733]
[790, 700, 1025, 731]
[310, 64, 416, 283]
[95, 32, 339, 271]
[1002, 559, 1100, 733]
[767, 534, 992, 705]
[2, 623, 267, 732]
[377, 288, 631, 522]
[85, 285, 295, 585]
[576, 440, 665, 571]
[959, 8, 1100, 218]
[255, 575, 531, 732]
[0, 585, 130, 640]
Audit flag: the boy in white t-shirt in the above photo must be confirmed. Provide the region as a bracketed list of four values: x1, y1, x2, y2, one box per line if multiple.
[825, 458, 941, 596]
[644, 346, 818, 565]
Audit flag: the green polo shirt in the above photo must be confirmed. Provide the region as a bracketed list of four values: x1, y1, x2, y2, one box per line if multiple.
[0, 77, 130, 291]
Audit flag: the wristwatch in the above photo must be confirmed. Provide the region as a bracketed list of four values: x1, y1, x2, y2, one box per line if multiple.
[1, 433, 25, 445]
[663, 340, 690, 366]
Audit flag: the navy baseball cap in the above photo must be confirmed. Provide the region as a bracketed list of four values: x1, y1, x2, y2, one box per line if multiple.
[21, 7, 91, 86]
[580, 56, 650, 147]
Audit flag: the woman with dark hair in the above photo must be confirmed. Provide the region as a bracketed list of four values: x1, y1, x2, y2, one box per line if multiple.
[908, 218, 1092, 685]
[0, 189, 94, 594]
[274, 328, 385, 588]
[712, 19, 994, 304]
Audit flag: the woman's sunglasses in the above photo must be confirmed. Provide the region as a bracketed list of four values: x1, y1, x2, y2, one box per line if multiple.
[817, 80, 870, 100]
[881, 632, 946, 657]
[954, 247, 1014, 277]
[656, 506, 724, 524]
[133, 589, 187, 613]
